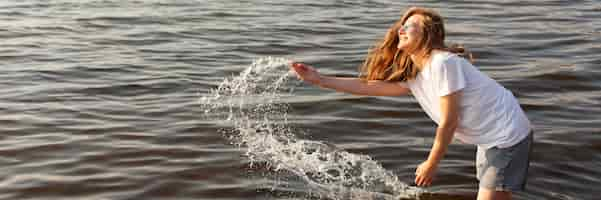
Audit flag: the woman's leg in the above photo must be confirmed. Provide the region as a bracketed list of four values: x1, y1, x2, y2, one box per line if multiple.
[477, 187, 512, 200]
[476, 132, 532, 200]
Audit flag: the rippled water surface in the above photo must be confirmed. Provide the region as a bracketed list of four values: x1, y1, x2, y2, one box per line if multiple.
[1, 0, 600, 199]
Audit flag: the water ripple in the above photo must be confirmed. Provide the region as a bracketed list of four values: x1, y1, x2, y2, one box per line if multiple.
[0, 0, 599, 199]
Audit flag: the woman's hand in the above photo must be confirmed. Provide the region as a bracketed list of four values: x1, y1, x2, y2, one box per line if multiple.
[290, 62, 322, 85]
[415, 160, 438, 187]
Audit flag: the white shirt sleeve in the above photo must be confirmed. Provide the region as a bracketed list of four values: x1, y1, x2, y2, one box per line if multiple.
[435, 55, 466, 96]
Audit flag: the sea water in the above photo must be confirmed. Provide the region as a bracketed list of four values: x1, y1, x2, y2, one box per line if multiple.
[200, 57, 423, 200]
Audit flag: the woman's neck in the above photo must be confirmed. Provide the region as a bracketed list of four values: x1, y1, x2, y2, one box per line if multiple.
[409, 53, 428, 70]
[410, 49, 443, 70]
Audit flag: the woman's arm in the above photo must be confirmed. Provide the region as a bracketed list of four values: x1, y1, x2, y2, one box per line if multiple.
[428, 91, 460, 164]
[291, 62, 410, 96]
[319, 76, 410, 96]
[415, 91, 461, 186]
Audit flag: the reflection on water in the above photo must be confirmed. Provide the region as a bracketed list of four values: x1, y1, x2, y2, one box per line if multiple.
[201, 57, 423, 199]
[0, 0, 600, 200]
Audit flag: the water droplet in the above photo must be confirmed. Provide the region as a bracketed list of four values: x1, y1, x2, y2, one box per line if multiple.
[199, 57, 423, 199]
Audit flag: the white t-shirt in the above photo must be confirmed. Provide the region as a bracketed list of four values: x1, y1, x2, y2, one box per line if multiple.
[400, 51, 531, 149]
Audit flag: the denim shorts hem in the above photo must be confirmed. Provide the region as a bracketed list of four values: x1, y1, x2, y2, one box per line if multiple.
[479, 185, 526, 192]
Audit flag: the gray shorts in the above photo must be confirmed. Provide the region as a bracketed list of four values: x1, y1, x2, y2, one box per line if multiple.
[476, 132, 533, 192]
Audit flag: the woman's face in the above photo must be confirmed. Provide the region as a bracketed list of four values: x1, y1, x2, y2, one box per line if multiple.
[397, 15, 422, 50]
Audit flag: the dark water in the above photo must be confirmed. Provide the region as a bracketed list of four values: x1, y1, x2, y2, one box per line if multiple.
[1, 0, 600, 199]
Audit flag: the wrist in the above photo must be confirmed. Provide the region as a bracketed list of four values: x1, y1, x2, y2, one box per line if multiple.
[426, 157, 440, 167]
[314, 74, 323, 86]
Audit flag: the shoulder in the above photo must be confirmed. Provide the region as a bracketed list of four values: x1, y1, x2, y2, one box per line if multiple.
[429, 51, 471, 70]
[429, 51, 456, 69]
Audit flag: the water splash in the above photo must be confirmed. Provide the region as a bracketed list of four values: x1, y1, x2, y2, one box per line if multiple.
[201, 57, 423, 199]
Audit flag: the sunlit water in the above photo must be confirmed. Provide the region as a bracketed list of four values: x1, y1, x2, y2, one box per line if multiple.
[200, 57, 423, 199]
[0, 0, 600, 200]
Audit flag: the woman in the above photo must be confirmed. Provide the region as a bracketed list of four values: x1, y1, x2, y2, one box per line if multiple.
[290, 7, 533, 200]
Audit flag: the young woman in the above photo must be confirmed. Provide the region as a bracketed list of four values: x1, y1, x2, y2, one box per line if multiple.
[290, 7, 533, 200]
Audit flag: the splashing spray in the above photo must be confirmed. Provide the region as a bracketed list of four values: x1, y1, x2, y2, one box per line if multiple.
[201, 57, 423, 199]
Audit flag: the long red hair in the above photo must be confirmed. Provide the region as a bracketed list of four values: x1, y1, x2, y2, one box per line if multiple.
[359, 7, 472, 81]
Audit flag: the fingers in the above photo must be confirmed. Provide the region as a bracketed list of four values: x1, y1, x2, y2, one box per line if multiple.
[414, 174, 433, 187]
[291, 62, 317, 72]
[290, 62, 306, 79]
[290, 62, 306, 71]
[290, 62, 311, 75]
[289, 62, 320, 84]
[414, 167, 433, 187]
